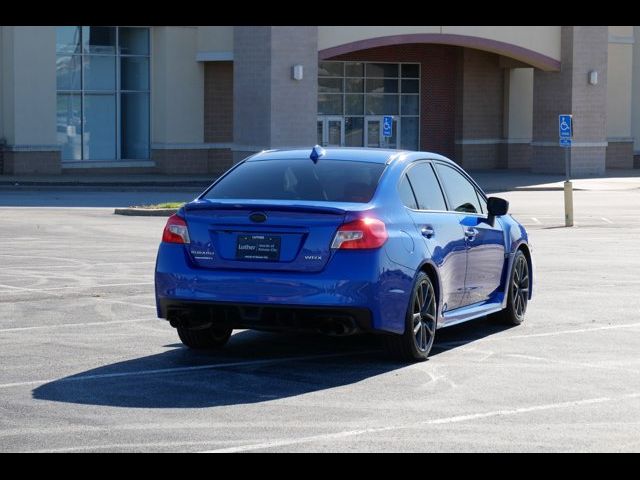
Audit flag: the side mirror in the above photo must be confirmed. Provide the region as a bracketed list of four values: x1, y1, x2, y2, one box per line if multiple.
[487, 197, 509, 217]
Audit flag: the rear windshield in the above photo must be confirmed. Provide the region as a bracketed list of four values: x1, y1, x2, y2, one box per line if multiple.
[203, 159, 386, 203]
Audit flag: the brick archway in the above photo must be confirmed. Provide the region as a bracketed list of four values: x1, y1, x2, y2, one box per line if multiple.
[319, 33, 560, 72]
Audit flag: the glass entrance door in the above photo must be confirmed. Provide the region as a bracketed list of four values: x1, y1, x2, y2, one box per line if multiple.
[365, 116, 398, 149]
[365, 118, 381, 147]
[317, 117, 344, 147]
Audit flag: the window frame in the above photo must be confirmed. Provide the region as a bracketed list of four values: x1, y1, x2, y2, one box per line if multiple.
[397, 159, 488, 217]
[317, 60, 420, 150]
[431, 160, 489, 217]
[55, 26, 151, 162]
[397, 160, 448, 213]
[398, 173, 419, 210]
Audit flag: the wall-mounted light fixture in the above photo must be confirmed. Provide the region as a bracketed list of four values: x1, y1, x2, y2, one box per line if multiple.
[588, 70, 598, 85]
[292, 64, 303, 81]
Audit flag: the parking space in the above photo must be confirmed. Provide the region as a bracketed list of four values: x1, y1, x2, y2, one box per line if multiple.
[497, 189, 640, 229]
[1, 187, 640, 452]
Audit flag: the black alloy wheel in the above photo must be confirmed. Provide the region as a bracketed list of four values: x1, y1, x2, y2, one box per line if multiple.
[511, 252, 529, 320]
[177, 325, 233, 349]
[384, 272, 437, 361]
[492, 250, 529, 326]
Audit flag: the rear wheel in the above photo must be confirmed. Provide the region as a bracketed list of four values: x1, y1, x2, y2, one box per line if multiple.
[177, 325, 233, 349]
[493, 250, 529, 325]
[384, 272, 437, 362]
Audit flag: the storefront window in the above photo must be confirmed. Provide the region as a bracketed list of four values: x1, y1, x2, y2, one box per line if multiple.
[317, 61, 419, 150]
[56, 26, 150, 161]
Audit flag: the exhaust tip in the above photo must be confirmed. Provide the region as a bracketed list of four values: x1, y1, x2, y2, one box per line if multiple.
[318, 317, 357, 336]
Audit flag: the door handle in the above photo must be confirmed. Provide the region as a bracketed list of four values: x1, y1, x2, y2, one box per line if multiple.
[421, 226, 435, 239]
[464, 228, 479, 241]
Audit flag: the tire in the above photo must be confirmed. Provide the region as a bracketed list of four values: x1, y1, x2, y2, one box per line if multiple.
[493, 250, 530, 325]
[384, 271, 437, 362]
[177, 325, 233, 350]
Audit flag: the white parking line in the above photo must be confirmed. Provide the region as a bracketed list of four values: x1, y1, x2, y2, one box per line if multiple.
[91, 297, 156, 309]
[2, 261, 155, 270]
[29, 440, 241, 453]
[436, 321, 640, 349]
[435, 322, 640, 351]
[504, 353, 640, 375]
[0, 254, 85, 264]
[37, 282, 154, 291]
[0, 318, 155, 333]
[0, 282, 153, 293]
[0, 284, 155, 308]
[0, 350, 376, 389]
[200, 392, 640, 453]
[504, 321, 640, 339]
[0, 283, 59, 296]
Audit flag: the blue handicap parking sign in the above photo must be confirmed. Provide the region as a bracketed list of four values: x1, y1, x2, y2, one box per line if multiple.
[559, 114, 572, 139]
[383, 116, 393, 137]
[560, 138, 572, 148]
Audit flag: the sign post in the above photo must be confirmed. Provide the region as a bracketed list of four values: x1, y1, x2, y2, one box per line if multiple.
[382, 116, 393, 148]
[559, 114, 573, 227]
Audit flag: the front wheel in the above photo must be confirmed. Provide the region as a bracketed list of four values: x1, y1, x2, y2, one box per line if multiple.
[493, 250, 529, 325]
[177, 325, 233, 349]
[384, 272, 437, 362]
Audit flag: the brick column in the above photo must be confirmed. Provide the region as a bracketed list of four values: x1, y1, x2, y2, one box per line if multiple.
[532, 26, 608, 176]
[233, 27, 318, 163]
[454, 49, 505, 170]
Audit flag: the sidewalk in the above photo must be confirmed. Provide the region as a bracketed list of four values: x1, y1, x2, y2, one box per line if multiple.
[1, 169, 639, 193]
[469, 169, 640, 193]
[0, 174, 214, 189]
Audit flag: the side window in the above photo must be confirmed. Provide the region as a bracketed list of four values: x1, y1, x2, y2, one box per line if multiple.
[398, 174, 418, 209]
[434, 163, 482, 214]
[406, 163, 447, 211]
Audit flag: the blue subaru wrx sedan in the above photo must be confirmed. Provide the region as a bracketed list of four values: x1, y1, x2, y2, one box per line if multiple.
[155, 147, 533, 361]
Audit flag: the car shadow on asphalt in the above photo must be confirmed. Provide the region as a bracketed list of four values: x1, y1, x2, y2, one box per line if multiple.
[32, 318, 514, 409]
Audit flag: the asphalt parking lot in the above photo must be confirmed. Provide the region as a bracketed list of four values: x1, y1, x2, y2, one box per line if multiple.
[1, 184, 640, 452]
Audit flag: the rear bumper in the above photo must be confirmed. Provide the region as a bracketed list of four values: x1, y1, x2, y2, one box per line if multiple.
[159, 298, 373, 335]
[154, 243, 414, 334]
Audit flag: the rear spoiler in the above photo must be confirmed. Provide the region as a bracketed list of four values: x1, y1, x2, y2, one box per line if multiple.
[184, 200, 348, 216]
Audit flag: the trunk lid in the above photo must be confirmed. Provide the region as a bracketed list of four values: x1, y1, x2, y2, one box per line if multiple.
[183, 199, 371, 272]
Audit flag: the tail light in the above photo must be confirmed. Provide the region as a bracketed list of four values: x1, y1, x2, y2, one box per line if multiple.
[331, 217, 388, 250]
[162, 214, 190, 244]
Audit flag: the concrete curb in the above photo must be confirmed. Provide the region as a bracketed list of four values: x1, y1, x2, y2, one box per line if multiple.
[114, 208, 178, 217]
[0, 181, 210, 188]
[484, 187, 587, 193]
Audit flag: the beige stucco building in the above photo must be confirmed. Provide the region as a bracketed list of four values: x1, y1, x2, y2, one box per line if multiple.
[1, 26, 639, 176]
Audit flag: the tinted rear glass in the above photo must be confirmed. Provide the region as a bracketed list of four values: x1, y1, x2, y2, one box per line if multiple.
[398, 174, 418, 209]
[204, 159, 386, 203]
[407, 163, 447, 211]
[434, 163, 482, 214]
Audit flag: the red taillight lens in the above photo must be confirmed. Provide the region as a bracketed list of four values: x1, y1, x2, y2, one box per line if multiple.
[162, 214, 190, 244]
[331, 217, 388, 250]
